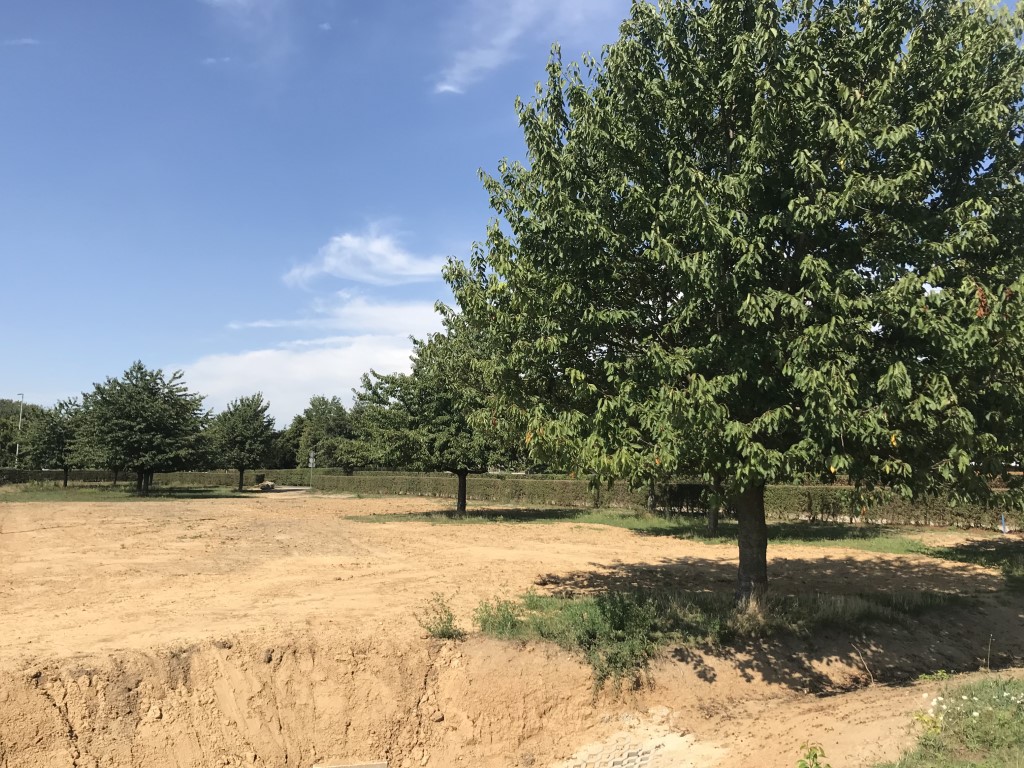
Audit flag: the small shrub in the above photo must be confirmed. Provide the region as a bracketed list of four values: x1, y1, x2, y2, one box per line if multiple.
[796, 743, 831, 768]
[415, 593, 465, 640]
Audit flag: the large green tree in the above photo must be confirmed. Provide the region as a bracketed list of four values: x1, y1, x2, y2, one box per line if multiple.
[80, 362, 209, 494]
[0, 398, 43, 468]
[446, 0, 1024, 600]
[211, 393, 276, 491]
[23, 398, 81, 487]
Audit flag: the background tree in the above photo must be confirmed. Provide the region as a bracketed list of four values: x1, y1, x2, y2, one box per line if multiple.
[356, 321, 508, 512]
[266, 415, 305, 469]
[23, 398, 81, 487]
[297, 395, 364, 474]
[446, 0, 1024, 600]
[0, 398, 43, 468]
[80, 361, 209, 495]
[211, 393, 275, 491]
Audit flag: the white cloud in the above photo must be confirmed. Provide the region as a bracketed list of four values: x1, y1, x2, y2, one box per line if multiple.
[199, 0, 291, 64]
[285, 225, 448, 287]
[229, 295, 441, 336]
[202, 56, 232, 65]
[435, 0, 629, 94]
[318, 22, 332, 31]
[3, 38, 40, 46]
[181, 334, 422, 424]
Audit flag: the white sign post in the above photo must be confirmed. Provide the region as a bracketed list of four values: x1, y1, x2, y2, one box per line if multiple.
[308, 450, 316, 488]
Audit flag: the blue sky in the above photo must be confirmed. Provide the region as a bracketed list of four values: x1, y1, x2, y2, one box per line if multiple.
[2, 0, 631, 424]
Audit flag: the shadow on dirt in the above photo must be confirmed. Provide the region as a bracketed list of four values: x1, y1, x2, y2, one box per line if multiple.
[535, 554, 1024, 693]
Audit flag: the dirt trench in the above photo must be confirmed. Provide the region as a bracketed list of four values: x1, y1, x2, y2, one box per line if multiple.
[0, 631, 615, 768]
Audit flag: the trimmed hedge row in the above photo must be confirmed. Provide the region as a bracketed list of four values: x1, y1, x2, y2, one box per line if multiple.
[3, 467, 1017, 530]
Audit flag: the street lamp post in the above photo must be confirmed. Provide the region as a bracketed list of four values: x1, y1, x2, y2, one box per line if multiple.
[14, 393, 24, 469]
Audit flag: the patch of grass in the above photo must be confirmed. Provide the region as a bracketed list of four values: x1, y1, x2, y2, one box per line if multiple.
[475, 587, 959, 688]
[875, 677, 1024, 767]
[0, 484, 239, 502]
[416, 593, 465, 640]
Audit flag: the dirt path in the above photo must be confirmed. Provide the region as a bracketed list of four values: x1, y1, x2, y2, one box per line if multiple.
[0, 493, 1021, 767]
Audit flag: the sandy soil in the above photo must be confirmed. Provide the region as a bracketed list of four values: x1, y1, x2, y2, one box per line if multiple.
[0, 492, 1021, 768]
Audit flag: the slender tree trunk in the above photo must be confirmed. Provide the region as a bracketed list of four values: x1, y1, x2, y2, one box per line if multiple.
[733, 482, 768, 604]
[708, 504, 720, 536]
[456, 470, 468, 514]
[63, 468, 69, 488]
[142, 471, 151, 496]
[238, 468, 245, 492]
[136, 471, 145, 495]
[113, 469, 119, 487]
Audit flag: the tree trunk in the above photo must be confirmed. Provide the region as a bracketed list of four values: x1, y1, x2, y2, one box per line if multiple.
[707, 504, 720, 536]
[63, 468, 69, 488]
[238, 468, 245, 493]
[733, 482, 768, 604]
[142, 471, 151, 496]
[136, 471, 145, 495]
[113, 469, 119, 487]
[456, 470, 468, 514]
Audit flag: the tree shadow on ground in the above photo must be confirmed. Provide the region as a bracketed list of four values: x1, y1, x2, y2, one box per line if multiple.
[926, 536, 1024, 591]
[385, 507, 590, 523]
[141, 487, 236, 499]
[534, 553, 1024, 693]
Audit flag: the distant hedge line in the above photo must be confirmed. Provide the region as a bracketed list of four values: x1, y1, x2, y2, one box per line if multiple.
[3, 468, 1017, 530]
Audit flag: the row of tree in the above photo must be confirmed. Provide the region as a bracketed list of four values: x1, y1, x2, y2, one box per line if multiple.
[11, 321, 511, 509]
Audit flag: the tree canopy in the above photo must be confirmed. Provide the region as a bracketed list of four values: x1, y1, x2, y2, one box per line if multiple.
[446, 0, 1024, 599]
[355, 321, 509, 512]
[80, 361, 209, 494]
[23, 398, 81, 486]
[211, 392, 275, 491]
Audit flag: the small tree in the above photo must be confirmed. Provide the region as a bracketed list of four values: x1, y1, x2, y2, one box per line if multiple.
[211, 393, 276, 491]
[80, 361, 209, 495]
[24, 398, 81, 487]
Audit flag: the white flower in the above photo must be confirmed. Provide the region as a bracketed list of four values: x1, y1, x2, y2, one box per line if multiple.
[972, 711, 980, 717]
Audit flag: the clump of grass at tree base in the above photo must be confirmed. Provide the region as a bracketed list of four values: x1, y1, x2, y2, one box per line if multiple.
[474, 588, 959, 689]
[874, 677, 1024, 768]
[416, 592, 466, 640]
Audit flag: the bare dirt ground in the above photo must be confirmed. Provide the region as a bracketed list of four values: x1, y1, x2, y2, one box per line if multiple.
[1, 492, 1021, 768]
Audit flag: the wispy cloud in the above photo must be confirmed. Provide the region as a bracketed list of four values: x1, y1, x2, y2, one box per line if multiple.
[285, 225, 447, 287]
[198, 0, 292, 65]
[229, 294, 441, 336]
[434, 0, 628, 94]
[3, 38, 40, 47]
[202, 56, 232, 65]
[181, 333, 421, 423]
[318, 22, 332, 32]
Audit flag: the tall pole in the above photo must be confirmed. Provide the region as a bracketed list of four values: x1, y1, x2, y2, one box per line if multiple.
[14, 393, 24, 469]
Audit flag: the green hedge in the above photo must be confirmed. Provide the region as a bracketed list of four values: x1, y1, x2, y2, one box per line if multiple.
[3, 467, 1017, 530]
[0, 468, 128, 485]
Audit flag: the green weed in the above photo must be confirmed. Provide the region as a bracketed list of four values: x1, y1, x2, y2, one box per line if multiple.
[415, 593, 465, 640]
[875, 677, 1024, 767]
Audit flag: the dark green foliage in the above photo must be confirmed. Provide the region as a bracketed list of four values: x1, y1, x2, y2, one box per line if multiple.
[355, 322, 513, 511]
[0, 397, 43, 468]
[78, 361, 209, 494]
[211, 393, 275, 491]
[297, 396, 363, 473]
[22, 398, 81, 486]
[447, 0, 1024, 597]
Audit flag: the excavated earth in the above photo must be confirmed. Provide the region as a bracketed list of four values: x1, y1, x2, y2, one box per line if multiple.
[1, 491, 1022, 768]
